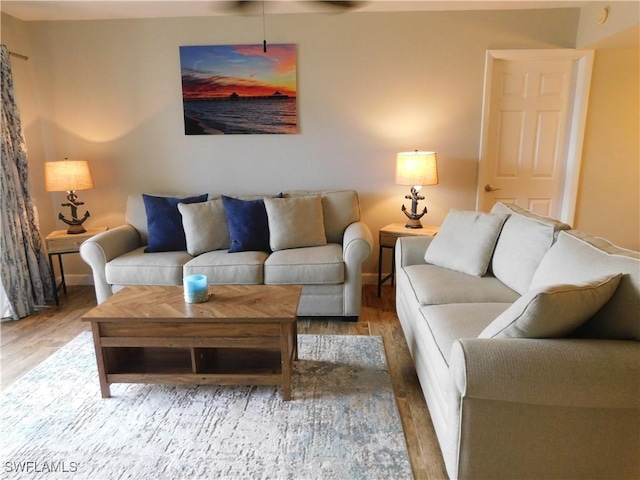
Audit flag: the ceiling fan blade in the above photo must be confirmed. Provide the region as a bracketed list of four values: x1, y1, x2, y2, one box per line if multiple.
[217, 0, 366, 14]
[314, 1, 365, 10]
[220, 1, 261, 14]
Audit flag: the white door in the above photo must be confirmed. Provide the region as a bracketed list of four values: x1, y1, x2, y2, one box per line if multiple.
[476, 50, 593, 222]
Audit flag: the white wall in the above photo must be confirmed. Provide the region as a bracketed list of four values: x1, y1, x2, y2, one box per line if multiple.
[575, 47, 640, 250]
[3, 9, 583, 278]
[576, 1, 639, 48]
[573, 2, 640, 250]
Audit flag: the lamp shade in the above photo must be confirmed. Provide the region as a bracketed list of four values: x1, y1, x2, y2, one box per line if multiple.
[45, 160, 94, 192]
[395, 151, 439, 187]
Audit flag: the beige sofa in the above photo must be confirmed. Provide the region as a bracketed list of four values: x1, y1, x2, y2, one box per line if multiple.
[80, 190, 373, 319]
[395, 202, 639, 479]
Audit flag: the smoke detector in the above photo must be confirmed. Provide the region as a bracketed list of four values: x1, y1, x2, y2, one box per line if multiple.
[597, 6, 610, 25]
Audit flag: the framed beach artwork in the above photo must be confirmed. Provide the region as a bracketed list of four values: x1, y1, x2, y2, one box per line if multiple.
[179, 44, 297, 135]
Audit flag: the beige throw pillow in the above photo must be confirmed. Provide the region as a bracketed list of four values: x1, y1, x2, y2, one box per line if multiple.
[490, 202, 571, 295]
[529, 231, 640, 341]
[264, 196, 327, 251]
[478, 274, 622, 339]
[178, 199, 230, 256]
[424, 210, 508, 277]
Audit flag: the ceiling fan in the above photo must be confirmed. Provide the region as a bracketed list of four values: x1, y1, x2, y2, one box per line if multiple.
[223, 1, 365, 14]
[220, 1, 366, 52]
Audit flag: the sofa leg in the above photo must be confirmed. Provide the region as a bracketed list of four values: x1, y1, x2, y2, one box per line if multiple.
[342, 316, 358, 323]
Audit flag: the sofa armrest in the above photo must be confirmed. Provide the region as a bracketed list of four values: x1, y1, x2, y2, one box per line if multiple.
[342, 221, 373, 317]
[444, 338, 640, 479]
[343, 221, 373, 264]
[395, 236, 434, 268]
[79, 224, 142, 304]
[450, 338, 640, 408]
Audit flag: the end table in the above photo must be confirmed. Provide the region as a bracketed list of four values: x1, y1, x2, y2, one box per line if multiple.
[378, 223, 439, 297]
[45, 227, 107, 305]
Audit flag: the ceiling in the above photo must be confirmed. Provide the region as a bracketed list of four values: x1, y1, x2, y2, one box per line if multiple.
[1, 1, 587, 22]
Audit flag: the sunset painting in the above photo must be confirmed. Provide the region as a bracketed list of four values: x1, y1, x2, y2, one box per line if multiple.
[179, 44, 297, 135]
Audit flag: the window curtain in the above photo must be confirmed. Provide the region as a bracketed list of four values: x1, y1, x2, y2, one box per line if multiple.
[1, 45, 54, 320]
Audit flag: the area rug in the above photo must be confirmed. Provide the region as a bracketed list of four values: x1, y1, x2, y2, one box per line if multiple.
[1, 333, 412, 479]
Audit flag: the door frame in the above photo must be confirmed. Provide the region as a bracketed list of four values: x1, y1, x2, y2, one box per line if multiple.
[475, 49, 594, 224]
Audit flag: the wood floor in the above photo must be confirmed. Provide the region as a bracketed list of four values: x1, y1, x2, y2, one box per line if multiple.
[0, 284, 448, 479]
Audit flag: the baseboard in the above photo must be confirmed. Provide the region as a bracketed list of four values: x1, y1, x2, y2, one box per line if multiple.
[56, 274, 94, 286]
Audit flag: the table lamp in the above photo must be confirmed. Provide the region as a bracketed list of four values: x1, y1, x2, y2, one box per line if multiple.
[395, 151, 439, 228]
[45, 159, 94, 234]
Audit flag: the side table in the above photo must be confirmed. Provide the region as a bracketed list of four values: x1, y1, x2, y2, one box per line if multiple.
[45, 227, 107, 305]
[378, 223, 439, 297]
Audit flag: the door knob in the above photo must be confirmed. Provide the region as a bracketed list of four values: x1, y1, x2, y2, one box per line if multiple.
[484, 184, 501, 192]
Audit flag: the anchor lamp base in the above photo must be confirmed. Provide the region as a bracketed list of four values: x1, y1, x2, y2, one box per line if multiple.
[58, 190, 91, 235]
[65, 222, 87, 235]
[401, 186, 428, 229]
[404, 218, 424, 229]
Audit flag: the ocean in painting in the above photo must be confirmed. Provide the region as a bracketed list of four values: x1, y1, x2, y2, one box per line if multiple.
[183, 97, 297, 135]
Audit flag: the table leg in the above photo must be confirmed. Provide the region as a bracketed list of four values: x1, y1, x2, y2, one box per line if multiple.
[48, 253, 60, 306]
[377, 244, 383, 297]
[91, 326, 111, 398]
[281, 322, 294, 401]
[378, 245, 397, 297]
[57, 254, 67, 295]
[294, 318, 298, 361]
[391, 245, 396, 287]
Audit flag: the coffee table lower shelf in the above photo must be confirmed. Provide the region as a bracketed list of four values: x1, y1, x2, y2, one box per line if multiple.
[103, 345, 286, 389]
[92, 332, 297, 400]
[82, 285, 301, 401]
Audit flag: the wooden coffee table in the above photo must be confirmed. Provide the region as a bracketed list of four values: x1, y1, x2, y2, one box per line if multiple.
[82, 285, 302, 400]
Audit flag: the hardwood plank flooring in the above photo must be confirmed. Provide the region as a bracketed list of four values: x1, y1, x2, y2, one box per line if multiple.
[0, 284, 448, 479]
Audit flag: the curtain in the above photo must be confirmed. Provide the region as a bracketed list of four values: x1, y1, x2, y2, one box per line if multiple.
[1, 45, 54, 320]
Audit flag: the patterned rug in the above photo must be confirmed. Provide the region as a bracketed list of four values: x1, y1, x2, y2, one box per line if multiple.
[1, 333, 412, 479]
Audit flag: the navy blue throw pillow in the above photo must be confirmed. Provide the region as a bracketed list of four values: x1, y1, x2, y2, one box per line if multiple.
[143, 193, 208, 252]
[221, 196, 271, 253]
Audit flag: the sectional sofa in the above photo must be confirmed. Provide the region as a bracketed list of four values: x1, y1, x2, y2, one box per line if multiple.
[395, 202, 639, 479]
[80, 190, 373, 319]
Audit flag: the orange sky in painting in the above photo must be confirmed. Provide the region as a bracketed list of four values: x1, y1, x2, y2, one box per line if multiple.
[181, 44, 297, 100]
[183, 76, 296, 99]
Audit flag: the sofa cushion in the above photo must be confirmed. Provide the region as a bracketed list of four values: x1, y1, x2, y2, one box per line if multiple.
[410, 303, 510, 426]
[126, 193, 205, 244]
[421, 303, 511, 365]
[183, 250, 268, 284]
[221, 196, 271, 253]
[491, 202, 571, 233]
[142, 193, 208, 252]
[403, 264, 520, 305]
[425, 210, 508, 277]
[178, 198, 230, 256]
[264, 244, 344, 285]
[490, 202, 571, 295]
[105, 246, 192, 285]
[479, 274, 622, 339]
[284, 190, 360, 244]
[264, 196, 327, 251]
[530, 230, 640, 340]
